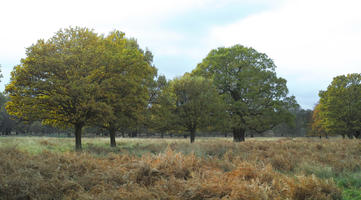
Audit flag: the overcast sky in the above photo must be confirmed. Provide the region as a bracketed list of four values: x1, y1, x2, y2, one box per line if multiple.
[1, 0, 360, 109]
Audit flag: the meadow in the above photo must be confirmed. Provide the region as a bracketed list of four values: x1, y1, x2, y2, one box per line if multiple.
[0, 137, 360, 200]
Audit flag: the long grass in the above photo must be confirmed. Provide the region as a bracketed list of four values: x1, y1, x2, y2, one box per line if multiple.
[0, 137, 360, 199]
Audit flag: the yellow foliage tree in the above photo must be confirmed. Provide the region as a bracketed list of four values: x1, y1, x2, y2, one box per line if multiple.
[5, 27, 156, 150]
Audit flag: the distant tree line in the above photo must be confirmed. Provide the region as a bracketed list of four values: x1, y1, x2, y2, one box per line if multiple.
[2, 27, 359, 150]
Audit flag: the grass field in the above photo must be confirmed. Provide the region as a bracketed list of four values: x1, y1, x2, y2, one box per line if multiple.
[0, 136, 360, 199]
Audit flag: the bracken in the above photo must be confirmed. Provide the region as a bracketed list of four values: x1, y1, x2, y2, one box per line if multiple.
[1, 138, 355, 200]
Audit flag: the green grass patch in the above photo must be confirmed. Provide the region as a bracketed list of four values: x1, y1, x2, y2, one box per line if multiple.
[335, 172, 361, 200]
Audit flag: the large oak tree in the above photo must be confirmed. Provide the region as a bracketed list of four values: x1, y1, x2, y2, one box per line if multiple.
[318, 73, 361, 139]
[5, 27, 155, 150]
[193, 45, 297, 142]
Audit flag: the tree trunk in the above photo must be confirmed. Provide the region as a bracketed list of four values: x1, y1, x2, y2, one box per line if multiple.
[233, 128, 245, 142]
[109, 127, 116, 147]
[160, 132, 164, 138]
[74, 123, 83, 151]
[190, 129, 195, 143]
[131, 131, 138, 138]
[183, 134, 188, 138]
[224, 132, 227, 137]
[354, 131, 360, 139]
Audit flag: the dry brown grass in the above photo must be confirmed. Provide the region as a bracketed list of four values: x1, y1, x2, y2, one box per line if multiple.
[2, 137, 358, 200]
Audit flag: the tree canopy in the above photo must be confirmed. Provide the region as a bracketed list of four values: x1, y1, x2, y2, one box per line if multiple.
[97, 31, 156, 147]
[5, 27, 156, 150]
[193, 45, 297, 141]
[317, 73, 361, 139]
[168, 75, 225, 143]
[147, 75, 175, 138]
[4, 29, 328, 143]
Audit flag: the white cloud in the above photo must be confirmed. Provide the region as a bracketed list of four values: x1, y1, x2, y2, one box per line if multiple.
[0, 0, 275, 86]
[0, 0, 207, 57]
[0, 0, 216, 89]
[2, 0, 358, 109]
[207, 0, 361, 108]
[0, 0, 282, 59]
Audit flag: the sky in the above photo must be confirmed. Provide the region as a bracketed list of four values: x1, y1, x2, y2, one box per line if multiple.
[1, 0, 360, 109]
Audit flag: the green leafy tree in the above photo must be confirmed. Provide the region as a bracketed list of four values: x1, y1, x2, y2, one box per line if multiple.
[274, 107, 312, 137]
[147, 75, 176, 138]
[169, 75, 225, 143]
[0, 94, 16, 135]
[5, 27, 112, 150]
[193, 45, 297, 142]
[318, 73, 361, 139]
[98, 31, 156, 147]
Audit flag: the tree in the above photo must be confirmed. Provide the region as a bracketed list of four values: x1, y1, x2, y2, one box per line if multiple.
[309, 103, 328, 138]
[274, 107, 312, 137]
[318, 73, 361, 139]
[147, 75, 176, 138]
[5, 27, 112, 150]
[98, 31, 157, 147]
[0, 94, 15, 135]
[193, 45, 297, 142]
[169, 75, 224, 143]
